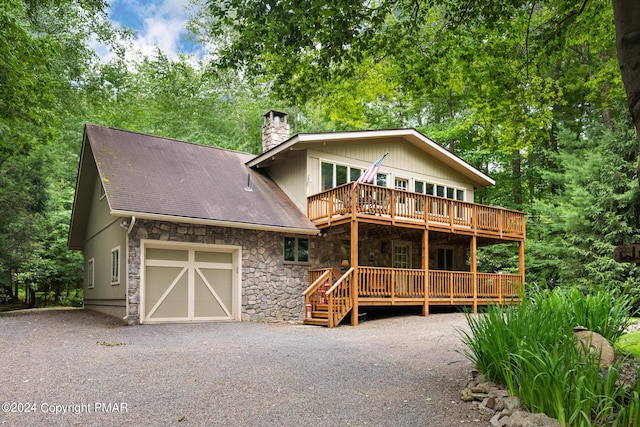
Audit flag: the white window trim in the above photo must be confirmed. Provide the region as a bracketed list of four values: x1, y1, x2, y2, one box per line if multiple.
[111, 246, 121, 285]
[413, 179, 465, 201]
[320, 159, 364, 190]
[87, 258, 95, 289]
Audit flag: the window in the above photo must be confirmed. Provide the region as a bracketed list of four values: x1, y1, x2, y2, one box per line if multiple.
[376, 173, 387, 187]
[394, 178, 408, 191]
[87, 258, 95, 289]
[395, 178, 408, 205]
[111, 247, 120, 285]
[284, 237, 309, 263]
[321, 161, 363, 190]
[336, 165, 348, 186]
[321, 162, 333, 190]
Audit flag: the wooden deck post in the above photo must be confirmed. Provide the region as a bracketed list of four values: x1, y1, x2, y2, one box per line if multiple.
[350, 218, 359, 326]
[519, 239, 525, 294]
[471, 235, 477, 313]
[422, 229, 429, 316]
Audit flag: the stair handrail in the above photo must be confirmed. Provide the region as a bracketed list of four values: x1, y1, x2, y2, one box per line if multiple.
[326, 267, 355, 327]
[302, 268, 333, 297]
[326, 267, 354, 295]
[302, 268, 333, 319]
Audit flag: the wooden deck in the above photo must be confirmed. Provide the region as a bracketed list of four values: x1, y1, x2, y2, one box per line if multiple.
[304, 267, 523, 327]
[308, 183, 525, 239]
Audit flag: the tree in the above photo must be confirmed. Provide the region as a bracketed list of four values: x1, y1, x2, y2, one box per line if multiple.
[0, 0, 116, 304]
[612, 0, 640, 180]
[203, 0, 638, 181]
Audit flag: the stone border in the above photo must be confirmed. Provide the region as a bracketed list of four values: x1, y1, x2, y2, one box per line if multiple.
[462, 370, 561, 427]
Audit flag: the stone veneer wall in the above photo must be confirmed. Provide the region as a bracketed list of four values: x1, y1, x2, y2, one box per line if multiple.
[126, 219, 341, 325]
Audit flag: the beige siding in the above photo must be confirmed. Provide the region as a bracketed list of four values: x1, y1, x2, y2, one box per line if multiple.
[83, 175, 127, 319]
[264, 150, 309, 212]
[307, 140, 475, 201]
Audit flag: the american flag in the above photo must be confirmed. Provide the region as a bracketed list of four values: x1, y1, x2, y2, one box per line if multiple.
[353, 153, 389, 190]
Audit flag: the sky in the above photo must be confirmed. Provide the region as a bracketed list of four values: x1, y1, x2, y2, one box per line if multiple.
[105, 0, 202, 60]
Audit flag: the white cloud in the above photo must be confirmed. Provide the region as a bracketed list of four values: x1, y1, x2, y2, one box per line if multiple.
[99, 0, 203, 63]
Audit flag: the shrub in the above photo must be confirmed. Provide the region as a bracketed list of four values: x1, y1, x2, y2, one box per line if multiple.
[460, 286, 638, 426]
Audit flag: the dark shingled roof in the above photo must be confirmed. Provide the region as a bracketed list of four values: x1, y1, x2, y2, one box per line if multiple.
[73, 124, 317, 242]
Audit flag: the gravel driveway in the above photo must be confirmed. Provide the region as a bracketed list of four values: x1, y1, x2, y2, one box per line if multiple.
[0, 308, 491, 427]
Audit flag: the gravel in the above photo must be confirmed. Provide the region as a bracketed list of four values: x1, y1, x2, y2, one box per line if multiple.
[0, 308, 491, 426]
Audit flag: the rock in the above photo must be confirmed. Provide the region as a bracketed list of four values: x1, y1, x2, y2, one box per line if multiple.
[574, 329, 615, 367]
[462, 368, 559, 427]
[461, 388, 475, 402]
[502, 396, 521, 412]
[501, 411, 562, 427]
[480, 396, 497, 410]
[490, 412, 503, 427]
[471, 392, 489, 400]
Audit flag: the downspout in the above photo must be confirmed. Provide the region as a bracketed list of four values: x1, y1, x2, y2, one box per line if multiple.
[123, 216, 136, 323]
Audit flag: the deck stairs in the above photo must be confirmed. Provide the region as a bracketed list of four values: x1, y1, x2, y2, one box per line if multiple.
[303, 268, 353, 327]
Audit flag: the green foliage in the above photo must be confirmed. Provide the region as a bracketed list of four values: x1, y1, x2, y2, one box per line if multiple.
[524, 119, 640, 296]
[0, 0, 638, 314]
[617, 330, 640, 359]
[460, 286, 637, 425]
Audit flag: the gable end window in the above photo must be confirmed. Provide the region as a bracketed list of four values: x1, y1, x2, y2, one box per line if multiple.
[87, 258, 95, 289]
[111, 247, 120, 285]
[284, 237, 309, 263]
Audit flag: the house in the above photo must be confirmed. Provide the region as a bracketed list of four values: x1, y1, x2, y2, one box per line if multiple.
[68, 111, 525, 326]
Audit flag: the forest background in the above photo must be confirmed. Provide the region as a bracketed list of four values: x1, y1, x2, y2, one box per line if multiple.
[2, 0, 640, 308]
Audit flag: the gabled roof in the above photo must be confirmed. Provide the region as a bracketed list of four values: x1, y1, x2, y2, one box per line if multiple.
[68, 124, 318, 250]
[247, 128, 495, 188]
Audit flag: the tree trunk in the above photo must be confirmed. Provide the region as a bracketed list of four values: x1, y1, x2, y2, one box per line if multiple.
[512, 149, 523, 208]
[27, 286, 36, 308]
[612, 0, 640, 181]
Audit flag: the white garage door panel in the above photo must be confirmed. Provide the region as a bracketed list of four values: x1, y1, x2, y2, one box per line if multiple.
[142, 243, 239, 323]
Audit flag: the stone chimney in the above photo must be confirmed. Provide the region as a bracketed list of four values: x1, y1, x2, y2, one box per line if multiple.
[262, 110, 290, 152]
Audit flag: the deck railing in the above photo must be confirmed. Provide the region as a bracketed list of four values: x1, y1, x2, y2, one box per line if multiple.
[306, 267, 522, 326]
[303, 268, 333, 314]
[354, 266, 522, 302]
[308, 183, 525, 237]
[326, 268, 354, 327]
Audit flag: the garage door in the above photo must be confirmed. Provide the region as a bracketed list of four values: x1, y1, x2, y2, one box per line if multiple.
[141, 242, 240, 323]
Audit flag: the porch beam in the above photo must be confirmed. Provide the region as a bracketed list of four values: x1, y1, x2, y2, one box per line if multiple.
[422, 229, 429, 316]
[350, 219, 359, 326]
[471, 235, 477, 314]
[519, 239, 525, 292]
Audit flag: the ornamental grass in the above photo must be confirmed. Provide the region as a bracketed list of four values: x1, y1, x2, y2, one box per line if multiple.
[460, 286, 639, 426]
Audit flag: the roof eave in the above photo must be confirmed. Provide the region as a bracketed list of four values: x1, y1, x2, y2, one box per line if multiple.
[247, 128, 495, 187]
[110, 210, 321, 236]
[67, 126, 95, 250]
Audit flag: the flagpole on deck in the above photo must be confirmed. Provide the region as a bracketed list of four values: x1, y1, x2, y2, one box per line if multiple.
[352, 152, 389, 191]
